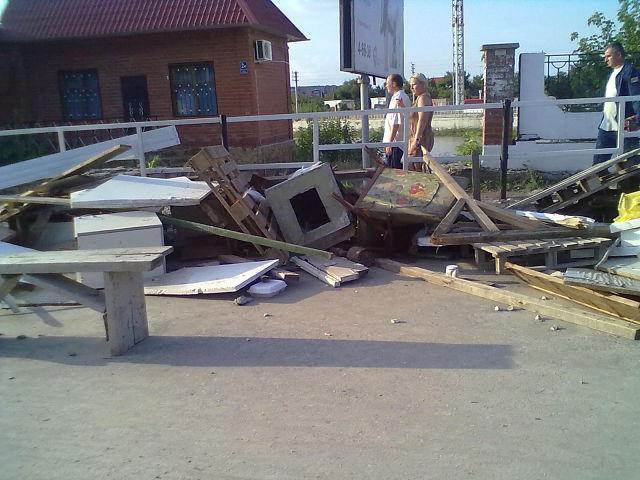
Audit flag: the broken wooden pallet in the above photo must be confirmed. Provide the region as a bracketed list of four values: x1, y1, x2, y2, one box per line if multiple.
[509, 147, 640, 213]
[563, 267, 640, 297]
[188, 146, 280, 254]
[473, 236, 612, 274]
[506, 262, 640, 324]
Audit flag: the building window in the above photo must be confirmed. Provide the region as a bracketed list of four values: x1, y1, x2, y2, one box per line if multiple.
[59, 70, 102, 120]
[169, 63, 218, 117]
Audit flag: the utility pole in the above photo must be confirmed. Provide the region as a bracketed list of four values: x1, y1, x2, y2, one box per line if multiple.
[452, 0, 465, 105]
[293, 71, 299, 113]
[410, 62, 415, 76]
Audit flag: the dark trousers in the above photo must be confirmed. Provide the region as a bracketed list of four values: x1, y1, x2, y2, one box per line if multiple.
[593, 128, 639, 165]
[386, 147, 404, 169]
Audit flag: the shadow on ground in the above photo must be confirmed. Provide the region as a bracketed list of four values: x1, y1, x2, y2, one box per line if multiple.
[0, 335, 513, 369]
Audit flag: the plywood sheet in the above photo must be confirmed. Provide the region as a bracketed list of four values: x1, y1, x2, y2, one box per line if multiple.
[0, 126, 180, 191]
[70, 175, 210, 208]
[75, 211, 162, 236]
[143, 260, 279, 295]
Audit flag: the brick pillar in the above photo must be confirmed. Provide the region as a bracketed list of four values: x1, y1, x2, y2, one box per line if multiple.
[481, 43, 519, 146]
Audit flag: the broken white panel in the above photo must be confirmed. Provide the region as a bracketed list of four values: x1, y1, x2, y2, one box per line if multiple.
[75, 211, 166, 288]
[0, 126, 180, 191]
[70, 175, 210, 208]
[516, 210, 595, 227]
[144, 260, 279, 295]
[608, 245, 640, 257]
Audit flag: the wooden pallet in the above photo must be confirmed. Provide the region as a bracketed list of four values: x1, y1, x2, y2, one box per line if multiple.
[473, 237, 612, 274]
[188, 146, 280, 254]
[509, 147, 640, 213]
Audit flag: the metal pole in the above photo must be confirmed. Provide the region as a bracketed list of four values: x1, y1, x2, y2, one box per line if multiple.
[221, 114, 229, 150]
[312, 118, 320, 162]
[135, 126, 147, 177]
[293, 71, 299, 114]
[471, 151, 481, 200]
[616, 98, 626, 156]
[499, 99, 512, 200]
[402, 110, 410, 170]
[56, 129, 66, 152]
[359, 75, 370, 168]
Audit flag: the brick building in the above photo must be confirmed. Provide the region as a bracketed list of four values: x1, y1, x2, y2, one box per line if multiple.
[0, 0, 306, 161]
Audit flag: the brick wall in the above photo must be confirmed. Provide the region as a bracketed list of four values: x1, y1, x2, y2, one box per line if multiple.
[481, 43, 519, 145]
[0, 28, 293, 151]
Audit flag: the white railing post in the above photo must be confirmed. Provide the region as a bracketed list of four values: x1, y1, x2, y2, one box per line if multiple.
[312, 118, 320, 163]
[56, 129, 66, 152]
[402, 110, 410, 170]
[135, 126, 147, 177]
[617, 99, 626, 156]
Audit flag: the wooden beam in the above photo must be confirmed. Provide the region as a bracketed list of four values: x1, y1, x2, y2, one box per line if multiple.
[477, 201, 548, 230]
[159, 215, 333, 259]
[376, 258, 640, 339]
[506, 262, 640, 324]
[291, 256, 341, 287]
[0, 195, 71, 206]
[423, 152, 499, 232]
[432, 198, 466, 238]
[431, 227, 608, 246]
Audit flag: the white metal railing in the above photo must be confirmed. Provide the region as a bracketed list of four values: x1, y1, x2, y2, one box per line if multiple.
[1, 95, 639, 173]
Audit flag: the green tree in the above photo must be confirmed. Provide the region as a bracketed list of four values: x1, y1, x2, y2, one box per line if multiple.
[292, 95, 327, 113]
[547, 0, 640, 103]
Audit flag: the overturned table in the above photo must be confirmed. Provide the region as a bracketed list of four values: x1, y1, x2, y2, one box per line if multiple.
[0, 246, 172, 355]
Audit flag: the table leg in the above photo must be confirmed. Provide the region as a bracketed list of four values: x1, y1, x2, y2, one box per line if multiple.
[103, 271, 148, 356]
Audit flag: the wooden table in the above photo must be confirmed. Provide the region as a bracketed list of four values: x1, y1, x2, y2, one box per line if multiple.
[0, 246, 172, 355]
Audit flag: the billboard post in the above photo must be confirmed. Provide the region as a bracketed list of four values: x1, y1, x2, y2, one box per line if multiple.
[358, 74, 371, 167]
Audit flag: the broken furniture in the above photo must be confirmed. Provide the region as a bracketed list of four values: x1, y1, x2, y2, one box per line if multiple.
[74, 211, 166, 288]
[0, 246, 173, 355]
[473, 237, 613, 274]
[69, 174, 211, 209]
[265, 162, 354, 250]
[188, 146, 279, 255]
[509, 147, 640, 213]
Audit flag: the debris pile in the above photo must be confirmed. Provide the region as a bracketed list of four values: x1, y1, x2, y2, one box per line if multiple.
[2, 140, 640, 349]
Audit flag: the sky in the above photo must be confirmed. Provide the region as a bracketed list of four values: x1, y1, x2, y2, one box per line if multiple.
[0, 0, 621, 86]
[273, 0, 621, 86]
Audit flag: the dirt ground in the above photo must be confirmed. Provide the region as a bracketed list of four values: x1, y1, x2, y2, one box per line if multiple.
[1, 259, 640, 480]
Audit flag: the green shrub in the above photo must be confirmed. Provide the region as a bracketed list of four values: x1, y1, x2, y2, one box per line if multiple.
[455, 130, 482, 156]
[0, 135, 52, 167]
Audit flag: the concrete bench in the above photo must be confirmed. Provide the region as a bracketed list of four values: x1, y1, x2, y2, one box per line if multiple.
[0, 246, 172, 355]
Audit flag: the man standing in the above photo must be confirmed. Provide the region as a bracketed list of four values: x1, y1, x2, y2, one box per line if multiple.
[593, 42, 640, 165]
[383, 73, 411, 168]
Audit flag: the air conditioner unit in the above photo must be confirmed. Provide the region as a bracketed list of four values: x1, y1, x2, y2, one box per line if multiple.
[254, 40, 273, 62]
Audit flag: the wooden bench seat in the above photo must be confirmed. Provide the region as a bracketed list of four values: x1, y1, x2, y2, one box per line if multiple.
[0, 246, 172, 355]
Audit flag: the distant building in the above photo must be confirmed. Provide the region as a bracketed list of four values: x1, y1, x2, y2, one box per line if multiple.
[371, 97, 387, 108]
[323, 99, 355, 111]
[293, 85, 339, 98]
[0, 0, 307, 161]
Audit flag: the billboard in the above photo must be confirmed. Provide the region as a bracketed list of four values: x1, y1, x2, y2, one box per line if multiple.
[340, 0, 404, 79]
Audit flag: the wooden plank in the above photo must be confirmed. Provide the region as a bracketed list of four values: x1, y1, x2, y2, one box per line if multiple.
[477, 201, 547, 230]
[303, 256, 362, 282]
[0, 247, 172, 274]
[423, 152, 499, 233]
[0, 274, 21, 301]
[0, 195, 72, 206]
[376, 258, 640, 339]
[291, 257, 341, 287]
[564, 268, 640, 296]
[22, 273, 106, 313]
[103, 271, 148, 355]
[432, 227, 610, 246]
[507, 263, 640, 324]
[432, 198, 466, 237]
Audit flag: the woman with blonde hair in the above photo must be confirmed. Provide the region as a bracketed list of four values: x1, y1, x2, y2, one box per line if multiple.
[408, 73, 434, 170]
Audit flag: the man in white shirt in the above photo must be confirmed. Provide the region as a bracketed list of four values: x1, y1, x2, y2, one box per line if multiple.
[593, 42, 640, 165]
[383, 73, 411, 168]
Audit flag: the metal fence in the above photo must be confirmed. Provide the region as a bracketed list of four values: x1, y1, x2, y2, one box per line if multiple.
[1, 95, 640, 174]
